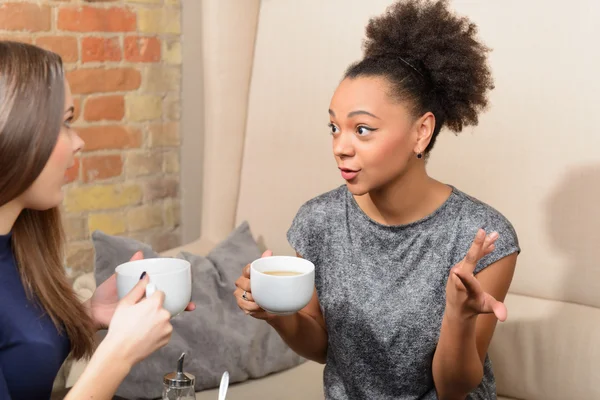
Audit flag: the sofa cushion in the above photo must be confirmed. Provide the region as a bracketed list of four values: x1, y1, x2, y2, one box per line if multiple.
[490, 293, 600, 400]
[92, 222, 304, 399]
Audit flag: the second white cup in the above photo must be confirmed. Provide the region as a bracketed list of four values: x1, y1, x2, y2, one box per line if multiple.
[116, 258, 192, 318]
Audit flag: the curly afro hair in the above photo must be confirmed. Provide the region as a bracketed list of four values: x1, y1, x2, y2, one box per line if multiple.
[345, 0, 494, 154]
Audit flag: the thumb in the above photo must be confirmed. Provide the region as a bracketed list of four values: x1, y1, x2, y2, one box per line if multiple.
[262, 250, 273, 258]
[130, 250, 144, 261]
[121, 272, 150, 305]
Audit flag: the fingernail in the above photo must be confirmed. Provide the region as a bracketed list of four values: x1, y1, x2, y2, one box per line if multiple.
[477, 229, 485, 238]
[139, 271, 147, 280]
[489, 231, 499, 239]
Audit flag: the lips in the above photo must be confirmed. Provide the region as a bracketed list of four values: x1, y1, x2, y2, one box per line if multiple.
[339, 167, 360, 181]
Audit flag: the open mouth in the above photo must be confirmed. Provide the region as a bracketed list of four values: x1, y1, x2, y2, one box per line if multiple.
[339, 168, 360, 181]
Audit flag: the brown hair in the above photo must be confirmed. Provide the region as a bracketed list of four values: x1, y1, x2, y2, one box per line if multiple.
[345, 0, 494, 155]
[0, 41, 95, 359]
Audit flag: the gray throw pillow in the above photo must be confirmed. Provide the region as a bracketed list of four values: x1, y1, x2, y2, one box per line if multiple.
[92, 222, 305, 399]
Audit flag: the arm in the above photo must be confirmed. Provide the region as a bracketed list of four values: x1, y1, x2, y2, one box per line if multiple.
[432, 249, 517, 400]
[64, 340, 131, 400]
[267, 286, 328, 363]
[67, 275, 173, 400]
[0, 364, 12, 399]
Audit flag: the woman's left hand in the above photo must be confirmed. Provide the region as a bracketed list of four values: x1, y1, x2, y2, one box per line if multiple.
[445, 229, 506, 322]
[88, 251, 196, 330]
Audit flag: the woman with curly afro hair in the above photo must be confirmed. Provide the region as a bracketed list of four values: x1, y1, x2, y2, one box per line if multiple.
[235, 1, 520, 399]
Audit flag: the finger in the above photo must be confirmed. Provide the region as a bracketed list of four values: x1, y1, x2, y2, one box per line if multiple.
[483, 243, 496, 257]
[242, 264, 250, 278]
[240, 289, 255, 303]
[185, 302, 196, 311]
[482, 233, 498, 251]
[121, 273, 150, 305]
[235, 276, 251, 292]
[462, 229, 486, 273]
[262, 250, 273, 258]
[129, 251, 144, 261]
[453, 268, 484, 297]
[236, 296, 263, 312]
[149, 289, 166, 307]
[482, 293, 507, 322]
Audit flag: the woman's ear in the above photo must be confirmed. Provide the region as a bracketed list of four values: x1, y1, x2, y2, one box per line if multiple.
[413, 112, 435, 154]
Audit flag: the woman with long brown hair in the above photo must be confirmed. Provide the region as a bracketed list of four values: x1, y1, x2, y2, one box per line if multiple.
[0, 41, 191, 399]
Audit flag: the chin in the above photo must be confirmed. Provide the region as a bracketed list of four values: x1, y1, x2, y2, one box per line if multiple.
[344, 180, 370, 196]
[31, 193, 64, 211]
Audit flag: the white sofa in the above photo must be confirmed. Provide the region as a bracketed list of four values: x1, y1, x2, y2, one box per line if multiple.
[58, 1, 600, 399]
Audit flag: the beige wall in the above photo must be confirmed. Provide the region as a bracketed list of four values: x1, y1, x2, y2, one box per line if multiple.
[182, 0, 600, 310]
[428, 0, 600, 306]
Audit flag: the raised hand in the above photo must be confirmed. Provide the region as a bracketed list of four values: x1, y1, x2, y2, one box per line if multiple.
[445, 229, 507, 322]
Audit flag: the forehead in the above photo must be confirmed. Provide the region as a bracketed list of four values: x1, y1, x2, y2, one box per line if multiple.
[63, 79, 73, 107]
[329, 76, 407, 117]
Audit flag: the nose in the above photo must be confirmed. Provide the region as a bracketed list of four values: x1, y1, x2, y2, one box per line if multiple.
[72, 130, 84, 154]
[333, 131, 355, 159]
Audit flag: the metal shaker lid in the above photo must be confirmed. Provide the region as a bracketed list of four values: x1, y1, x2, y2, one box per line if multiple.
[164, 352, 195, 388]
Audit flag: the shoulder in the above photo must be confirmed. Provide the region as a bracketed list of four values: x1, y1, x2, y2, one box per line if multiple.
[287, 185, 347, 259]
[293, 185, 347, 224]
[448, 188, 517, 235]
[449, 188, 520, 272]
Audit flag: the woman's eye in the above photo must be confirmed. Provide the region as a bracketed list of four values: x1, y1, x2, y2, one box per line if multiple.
[357, 126, 375, 136]
[328, 123, 340, 135]
[64, 118, 73, 129]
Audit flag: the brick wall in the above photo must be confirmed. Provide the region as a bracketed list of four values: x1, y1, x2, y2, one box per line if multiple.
[0, 0, 183, 279]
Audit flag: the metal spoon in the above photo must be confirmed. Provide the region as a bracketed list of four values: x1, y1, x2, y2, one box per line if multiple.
[218, 371, 229, 400]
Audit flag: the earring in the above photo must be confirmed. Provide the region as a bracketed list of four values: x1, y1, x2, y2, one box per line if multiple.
[416, 152, 423, 159]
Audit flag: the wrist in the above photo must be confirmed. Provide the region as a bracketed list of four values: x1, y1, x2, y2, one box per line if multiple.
[444, 303, 478, 327]
[98, 332, 135, 372]
[83, 299, 100, 331]
[266, 313, 295, 329]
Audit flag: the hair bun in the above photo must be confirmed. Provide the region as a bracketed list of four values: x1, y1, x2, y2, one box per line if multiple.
[362, 0, 494, 133]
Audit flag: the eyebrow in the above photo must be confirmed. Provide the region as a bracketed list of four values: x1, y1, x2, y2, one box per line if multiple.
[64, 106, 74, 115]
[328, 109, 381, 120]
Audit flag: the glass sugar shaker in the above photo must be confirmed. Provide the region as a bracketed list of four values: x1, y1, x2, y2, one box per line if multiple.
[162, 352, 196, 400]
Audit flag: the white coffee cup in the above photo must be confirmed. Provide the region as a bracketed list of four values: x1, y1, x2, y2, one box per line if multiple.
[250, 256, 315, 315]
[116, 258, 192, 318]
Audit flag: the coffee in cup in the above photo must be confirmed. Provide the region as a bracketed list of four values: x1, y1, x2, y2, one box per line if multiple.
[116, 258, 192, 318]
[250, 256, 315, 315]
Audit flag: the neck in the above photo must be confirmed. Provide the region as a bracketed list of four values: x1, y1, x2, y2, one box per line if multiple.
[0, 199, 23, 235]
[355, 163, 451, 226]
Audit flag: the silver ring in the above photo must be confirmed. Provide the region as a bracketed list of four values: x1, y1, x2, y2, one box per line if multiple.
[242, 291, 248, 301]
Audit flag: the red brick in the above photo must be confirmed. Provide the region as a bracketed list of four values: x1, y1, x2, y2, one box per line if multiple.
[35, 36, 78, 63]
[124, 36, 161, 63]
[82, 154, 123, 182]
[58, 6, 136, 32]
[73, 97, 81, 122]
[65, 157, 80, 183]
[84, 95, 125, 122]
[77, 126, 142, 152]
[66, 68, 141, 94]
[81, 37, 121, 63]
[0, 35, 33, 44]
[0, 3, 51, 32]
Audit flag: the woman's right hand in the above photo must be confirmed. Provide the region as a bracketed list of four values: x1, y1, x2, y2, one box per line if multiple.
[102, 274, 173, 367]
[234, 250, 275, 320]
